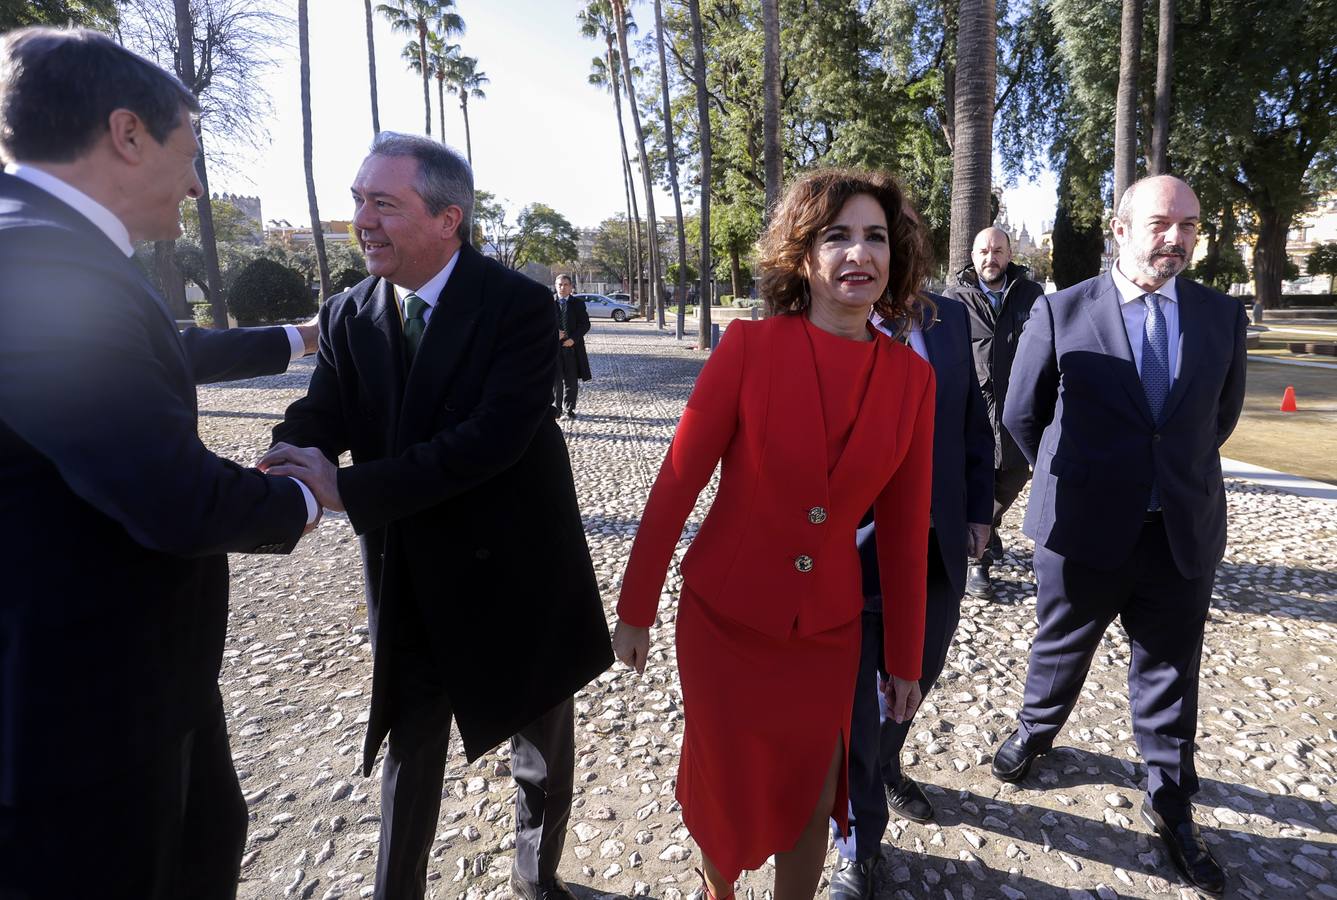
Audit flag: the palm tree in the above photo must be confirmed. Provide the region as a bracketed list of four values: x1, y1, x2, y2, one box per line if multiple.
[947, 0, 997, 276]
[652, 0, 689, 338]
[376, 0, 464, 137]
[609, 0, 664, 325]
[760, 0, 782, 222]
[581, 1, 643, 309]
[592, 55, 643, 306]
[445, 54, 487, 165]
[364, 0, 380, 134]
[1150, 0, 1173, 174]
[402, 35, 460, 143]
[298, 0, 331, 300]
[686, 0, 712, 348]
[1113, 0, 1144, 204]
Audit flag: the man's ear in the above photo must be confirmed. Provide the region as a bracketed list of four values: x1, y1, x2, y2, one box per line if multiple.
[440, 205, 465, 240]
[106, 109, 148, 164]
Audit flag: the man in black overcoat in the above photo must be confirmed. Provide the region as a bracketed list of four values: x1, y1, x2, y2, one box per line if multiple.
[262, 133, 612, 900]
[553, 273, 592, 419]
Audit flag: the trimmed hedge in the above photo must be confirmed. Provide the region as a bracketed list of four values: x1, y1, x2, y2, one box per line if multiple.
[227, 258, 314, 325]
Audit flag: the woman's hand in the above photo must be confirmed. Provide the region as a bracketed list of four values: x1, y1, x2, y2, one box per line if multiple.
[612, 621, 650, 674]
[883, 675, 923, 724]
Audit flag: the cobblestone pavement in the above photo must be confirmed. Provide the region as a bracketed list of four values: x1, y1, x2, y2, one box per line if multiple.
[198, 322, 1337, 900]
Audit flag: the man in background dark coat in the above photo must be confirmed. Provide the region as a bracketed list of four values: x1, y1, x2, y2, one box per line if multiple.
[942, 228, 1044, 599]
[553, 273, 592, 419]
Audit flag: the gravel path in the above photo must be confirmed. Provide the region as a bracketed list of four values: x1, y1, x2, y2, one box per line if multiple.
[197, 321, 1337, 900]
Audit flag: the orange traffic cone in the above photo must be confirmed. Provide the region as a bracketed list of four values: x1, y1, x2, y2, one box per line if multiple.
[1280, 385, 1298, 412]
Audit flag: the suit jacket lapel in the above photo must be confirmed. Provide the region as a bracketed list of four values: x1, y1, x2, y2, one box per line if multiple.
[1159, 277, 1201, 424]
[396, 244, 487, 450]
[1084, 273, 1155, 425]
[768, 315, 830, 510]
[347, 278, 404, 446]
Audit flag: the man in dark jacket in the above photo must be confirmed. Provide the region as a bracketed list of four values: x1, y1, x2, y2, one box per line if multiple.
[261, 134, 612, 900]
[942, 227, 1045, 599]
[553, 274, 591, 419]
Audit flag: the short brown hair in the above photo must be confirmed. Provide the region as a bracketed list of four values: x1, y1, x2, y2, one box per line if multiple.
[757, 168, 933, 332]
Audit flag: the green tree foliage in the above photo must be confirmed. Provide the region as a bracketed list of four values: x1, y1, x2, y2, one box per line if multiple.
[227, 257, 313, 325]
[180, 198, 257, 245]
[514, 204, 580, 269]
[1306, 242, 1337, 279]
[591, 216, 633, 285]
[0, 0, 116, 29]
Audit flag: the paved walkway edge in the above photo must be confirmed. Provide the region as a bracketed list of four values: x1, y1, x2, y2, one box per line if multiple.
[1246, 354, 1337, 370]
[1222, 455, 1337, 502]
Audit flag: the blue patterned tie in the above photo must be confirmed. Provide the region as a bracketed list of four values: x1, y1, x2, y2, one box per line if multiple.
[1141, 293, 1170, 509]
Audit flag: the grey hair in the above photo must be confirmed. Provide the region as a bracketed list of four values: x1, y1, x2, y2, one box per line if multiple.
[368, 131, 473, 242]
[1114, 175, 1188, 224]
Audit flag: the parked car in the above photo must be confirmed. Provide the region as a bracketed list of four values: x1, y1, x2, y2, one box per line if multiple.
[606, 291, 632, 303]
[574, 293, 639, 322]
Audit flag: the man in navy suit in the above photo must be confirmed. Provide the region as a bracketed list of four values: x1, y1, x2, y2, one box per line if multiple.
[991, 175, 1246, 896]
[828, 294, 995, 900]
[0, 28, 320, 900]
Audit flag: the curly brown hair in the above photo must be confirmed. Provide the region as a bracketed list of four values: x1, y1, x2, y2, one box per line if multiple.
[757, 168, 934, 333]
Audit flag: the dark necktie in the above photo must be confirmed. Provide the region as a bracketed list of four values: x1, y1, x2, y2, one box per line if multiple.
[1141, 292, 1170, 509]
[558, 299, 569, 333]
[403, 292, 427, 362]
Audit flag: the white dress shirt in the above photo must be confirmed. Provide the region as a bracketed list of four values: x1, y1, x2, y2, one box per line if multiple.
[5, 162, 318, 523]
[392, 249, 461, 326]
[1111, 259, 1181, 381]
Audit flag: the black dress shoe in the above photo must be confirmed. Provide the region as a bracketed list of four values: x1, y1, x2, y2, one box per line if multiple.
[1141, 801, 1226, 896]
[828, 856, 877, 900]
[991, 729, 1046, 783]
[966, 564, 992, 599]
[565, 409, 578, 419]
[510, 872, 576, 900]
[885, 775, 934, 823]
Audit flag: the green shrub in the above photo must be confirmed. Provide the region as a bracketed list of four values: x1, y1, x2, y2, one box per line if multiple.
[718, 294, 734, 307]
[192, 302, 214, 328]
[333, 266, 370, 292]
[227, 258, 313, 325]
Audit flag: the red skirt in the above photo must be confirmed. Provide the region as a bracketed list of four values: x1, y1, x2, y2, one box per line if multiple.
[674, 587, 859, 882]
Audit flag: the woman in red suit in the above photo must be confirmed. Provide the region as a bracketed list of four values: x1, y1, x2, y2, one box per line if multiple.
[613, 169, 935, 900]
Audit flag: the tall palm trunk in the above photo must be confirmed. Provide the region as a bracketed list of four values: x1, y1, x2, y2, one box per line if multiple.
[437, 74, 446, 144]
[686, 0, 711, 348]
[948, 0, 996, 275]
[607, 40, 643, 311]
[611, 0, 663, 326]
[653, 0, 689, 338]
[365, 0, 380, 134]
[1113, 0, 1144, 205]
[299, 0, 332, 301]
[760, 0, 782, 221]
[417, 20, 432, 136]
[459, 90, 473, 164]
[1150, 0, 1173, 174]
[174, 0, 227, 328]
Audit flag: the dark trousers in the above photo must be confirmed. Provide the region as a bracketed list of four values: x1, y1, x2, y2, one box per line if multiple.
[374, 682, 575, 899]
[554, 348, 580, 413]
[847, 533, 960, 862]
[1017, 518, 1214, 818]
[980, 463, 1031, 565]
[0, 695, 247, 900]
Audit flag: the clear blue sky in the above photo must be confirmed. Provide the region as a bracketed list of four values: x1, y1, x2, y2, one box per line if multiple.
[210, 0, 1055, 234]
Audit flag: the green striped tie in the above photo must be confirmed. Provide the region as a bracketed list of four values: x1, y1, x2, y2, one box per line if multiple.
[403, 292, 427, 362]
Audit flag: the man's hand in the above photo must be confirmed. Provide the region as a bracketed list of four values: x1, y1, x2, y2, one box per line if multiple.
[883, 674, 923, 724]
[562, 338, 575, 348]
[967, 522, 991, 560]
[558, 330, 567, 341]
[258, 442, 344, 512]
[612, 621, 650, 674]
[295, 315, 320, 356]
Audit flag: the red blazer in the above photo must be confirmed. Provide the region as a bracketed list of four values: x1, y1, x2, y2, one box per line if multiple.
[617, 314, 935, 680]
